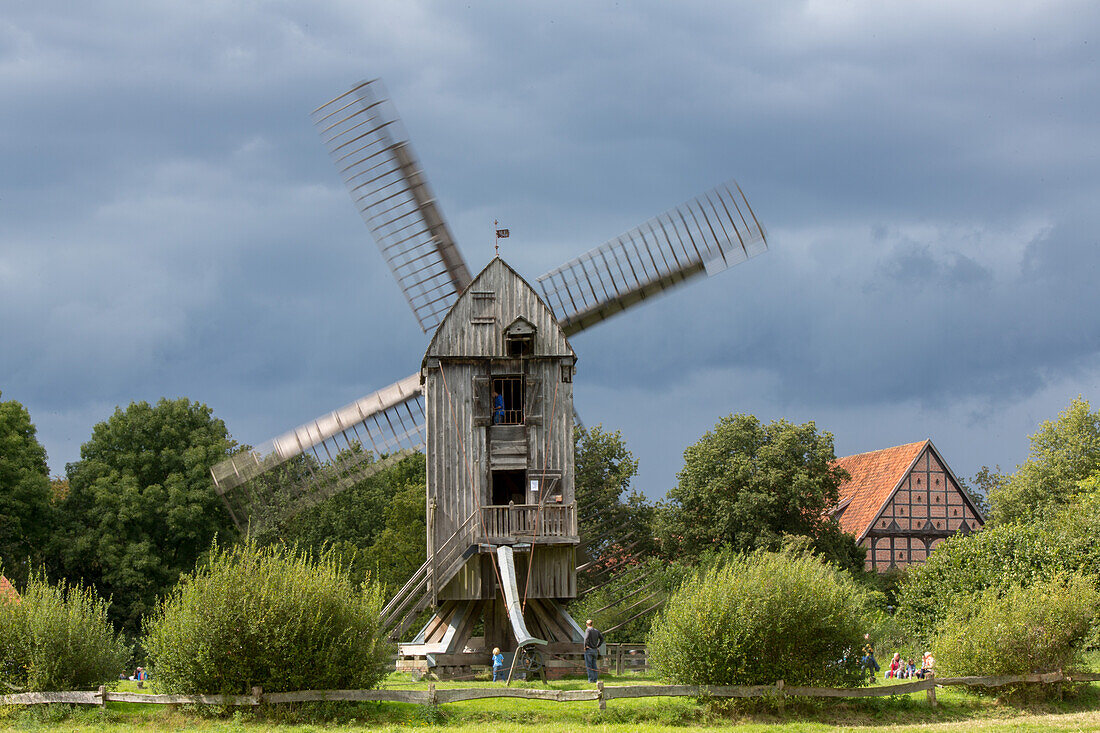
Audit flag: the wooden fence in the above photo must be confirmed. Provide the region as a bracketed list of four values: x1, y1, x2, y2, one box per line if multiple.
[3, 671, 1099, 709]
[607, 643, 648, 674]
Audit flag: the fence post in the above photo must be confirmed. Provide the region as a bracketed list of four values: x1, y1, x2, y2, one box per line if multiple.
[428, 682, 437, 707]
[926, 672, 936, 708]
[616, 645, 624, 676]
[597, 681, 605, 711]
[776, 679, 785, 714]
[98, 685, 106, 708]
[251, 686, 263, 706]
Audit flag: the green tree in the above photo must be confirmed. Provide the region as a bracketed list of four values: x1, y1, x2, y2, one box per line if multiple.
[989, 397, 1100, 524]
[356, 479, 428, 593]
[574, 425, 655, 590]
[276, 453, 426, 594]
[279, 452, 424, 551]
[0, 392, 53, 585]
[56, 398, 237, 635]
[959, 466, 998, 519]
[656, 414, 860, 570]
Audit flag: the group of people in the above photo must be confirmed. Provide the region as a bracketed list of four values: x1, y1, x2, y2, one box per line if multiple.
[883, 652, 935, 679]
[861, 635, 935, 683]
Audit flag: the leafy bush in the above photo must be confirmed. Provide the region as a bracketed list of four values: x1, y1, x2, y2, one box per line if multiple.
[934, 575, 1099, 699]
[0, 573, 130, 691]
[647, 551, 870, 687]
[897, 501, 1100, 644]
[143, 540, 390, 694]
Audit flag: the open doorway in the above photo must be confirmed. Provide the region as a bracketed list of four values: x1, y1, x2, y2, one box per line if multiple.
[491, 469, 527, 506]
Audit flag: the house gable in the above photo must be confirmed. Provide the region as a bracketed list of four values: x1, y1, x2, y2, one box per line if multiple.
[834, 440, 985, 573]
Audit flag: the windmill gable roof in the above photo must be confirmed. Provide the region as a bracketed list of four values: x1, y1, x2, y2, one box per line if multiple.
[832, 440, 928, 541]
[425, 257, 575, 360]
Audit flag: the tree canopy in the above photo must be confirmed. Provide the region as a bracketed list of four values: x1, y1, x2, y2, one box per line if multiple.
[0, 392, 53, 585]
[656, 414, 861, 571]
[573, 425, 655, 588]
[988, 397, 1100, 524]
[278, 453, 427, 593]
[55, 398, 237, 635]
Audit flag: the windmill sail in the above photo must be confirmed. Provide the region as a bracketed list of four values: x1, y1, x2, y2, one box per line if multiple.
[536, 182, 766, 336]
[312, 80, 472, 334]
[211, 373, 425, 532]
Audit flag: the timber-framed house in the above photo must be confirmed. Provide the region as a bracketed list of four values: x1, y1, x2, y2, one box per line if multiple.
[832, 440, 984, 572]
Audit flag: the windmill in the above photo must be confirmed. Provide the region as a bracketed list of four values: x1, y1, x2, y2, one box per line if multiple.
[210, 79, 767, 673]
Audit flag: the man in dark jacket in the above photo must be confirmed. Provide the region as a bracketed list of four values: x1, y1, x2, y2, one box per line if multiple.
[584, 619, 604, 683]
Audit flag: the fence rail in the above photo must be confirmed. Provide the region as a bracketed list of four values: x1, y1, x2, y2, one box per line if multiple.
[4, 671, 1099, 709]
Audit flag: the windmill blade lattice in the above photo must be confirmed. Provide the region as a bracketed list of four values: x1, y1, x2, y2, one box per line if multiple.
[536, 182, 766, 336]
[211, 373, 425, 532]
[312, 80, 472, 333]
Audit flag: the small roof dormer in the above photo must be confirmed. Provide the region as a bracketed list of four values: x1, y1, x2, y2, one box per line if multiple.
[503, 316, 537, 357]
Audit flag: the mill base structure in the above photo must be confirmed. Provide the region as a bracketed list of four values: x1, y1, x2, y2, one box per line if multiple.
[397, 546, 583, 679]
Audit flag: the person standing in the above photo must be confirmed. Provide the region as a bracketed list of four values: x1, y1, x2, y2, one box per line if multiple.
[861, 633, 880, 683]
[584, 619, 604, 683]
[491, 647, 505, 682]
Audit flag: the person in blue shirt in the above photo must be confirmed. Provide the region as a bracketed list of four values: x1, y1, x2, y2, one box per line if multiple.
[492, 389, 505, 424]
[492, 647, 505, 681]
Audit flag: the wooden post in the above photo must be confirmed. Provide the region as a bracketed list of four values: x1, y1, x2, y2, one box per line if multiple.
[97, 685, 106, 708]
[597, 680, 605, 711]
[776, 679, 785, 714]
[428, 682, 437, 707]
[251, 686, 263, 706]
[429, 500, 438, 609]
[505, 646, 522, 686]
[926, 672, 937, 708]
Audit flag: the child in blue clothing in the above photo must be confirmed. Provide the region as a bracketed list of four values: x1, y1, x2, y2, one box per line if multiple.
[492, 647, 505, 681]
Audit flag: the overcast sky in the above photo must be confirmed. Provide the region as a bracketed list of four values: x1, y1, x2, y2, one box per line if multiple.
[3, 1, 1098, 500]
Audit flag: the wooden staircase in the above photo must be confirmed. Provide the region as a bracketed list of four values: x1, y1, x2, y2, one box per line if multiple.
[381, 513, 478, 639]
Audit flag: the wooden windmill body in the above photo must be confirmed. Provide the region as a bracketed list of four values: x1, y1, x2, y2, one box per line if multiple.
[394, 258, 584, 675]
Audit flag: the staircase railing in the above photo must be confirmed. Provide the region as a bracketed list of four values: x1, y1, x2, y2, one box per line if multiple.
[381, 511, 478, 638]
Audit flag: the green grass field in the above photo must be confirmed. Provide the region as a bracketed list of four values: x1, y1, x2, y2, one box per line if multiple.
[3, 667, 1100, 731]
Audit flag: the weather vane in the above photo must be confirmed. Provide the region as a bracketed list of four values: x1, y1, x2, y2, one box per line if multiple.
[494, 220, 509, 255]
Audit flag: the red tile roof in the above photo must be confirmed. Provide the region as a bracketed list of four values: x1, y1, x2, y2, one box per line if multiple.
[0, 575, 18, 603]
[833, 440, 928, 541]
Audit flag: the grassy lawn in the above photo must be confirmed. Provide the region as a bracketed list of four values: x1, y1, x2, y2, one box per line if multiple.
[2, 672, 1100, 731]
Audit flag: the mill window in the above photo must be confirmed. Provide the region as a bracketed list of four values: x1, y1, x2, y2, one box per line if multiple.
[491, 376, 524, 425]
[471, 291, 495, 324]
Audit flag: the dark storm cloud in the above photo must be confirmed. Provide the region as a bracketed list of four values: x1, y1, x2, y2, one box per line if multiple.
[2, 1, 1099, 493]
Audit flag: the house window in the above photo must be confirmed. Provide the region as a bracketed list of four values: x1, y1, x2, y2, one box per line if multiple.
[491, 376, 524, 425]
